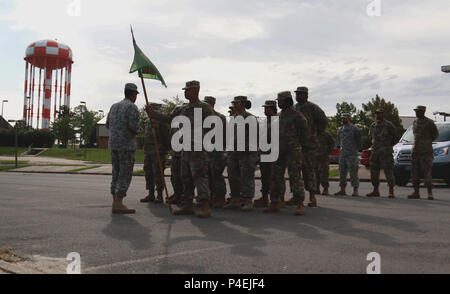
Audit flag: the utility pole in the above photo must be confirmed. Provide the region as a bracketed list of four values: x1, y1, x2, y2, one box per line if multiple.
[80, 101, 87, 160]
[8, 120, 24, 168]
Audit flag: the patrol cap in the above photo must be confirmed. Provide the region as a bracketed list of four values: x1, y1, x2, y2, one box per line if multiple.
[203, 96, 216, 104]
[276, 91, 292, 100]
[342, 113, 351, 118]
[414, 105, 426, 112]
[262, 100, 277, 107]
[232, 96, 251, 109]
[182, 80, 200, 90]
[125, 83, 139, 94]
[294, 86, 308, 93]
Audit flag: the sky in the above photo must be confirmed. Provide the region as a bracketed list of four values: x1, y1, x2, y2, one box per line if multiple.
[1, 0, 450, 127]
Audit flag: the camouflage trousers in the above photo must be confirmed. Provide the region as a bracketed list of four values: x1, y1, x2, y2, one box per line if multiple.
[370, 152, 395, 188]
[144, 152, 167, 195]
[170, 152, 183, 196]
[302, 149, 318, 192]
[315, 156, 330, 189]
[411, 153, 434, 188]
[227, 152, 258, 199]
[181, 151, 211, 201]
[260, 161, 286, 197]
[208, 153, 227, 198]
[270, 147, 305, 203]
[111, 150, 135, 198]
[339, 155, 359, 188]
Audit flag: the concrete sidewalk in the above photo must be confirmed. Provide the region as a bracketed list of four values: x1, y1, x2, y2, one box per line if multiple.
[0, 155, 384, 181]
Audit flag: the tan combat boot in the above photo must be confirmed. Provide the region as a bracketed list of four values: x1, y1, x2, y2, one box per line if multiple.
[240, 198, 254, 211]
[427, 186, 434, 200]
[197, 200, 211, 218]
[334, 188, 347, 196]
[112, 196, 136, 214]
[295, 202, 305, 216]
[174, 198, 194, 215]
[321, 187, 329, 196]
[154, 191, 164, 204]
[167, 194, 182, 205]
[263, 202, 280, 213]
[366, 187, 380, 197]
[224, 197, 241, 209]
[254, 194, 269, 208]
[212, 194, 226, 208]
[388, 187, 395, 198]
[408, 188, 420, 199]
[308, 193, 317, 208]
[352, 188, 359, 197]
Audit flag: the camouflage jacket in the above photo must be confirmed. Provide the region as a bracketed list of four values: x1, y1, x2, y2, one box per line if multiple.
[295, 101, 328, 141]
[317, 131, 335, 159]
[338, 124, 362, 157]
[412, 116, 439, 154]
[259, 115, 276, 155]
[279, 107, 310, 153]
[208, 109, 227, 157]
[106, 98, 139, 151]
[230, 110, 259, 153]
[370, 119, 398, 154]
[179, 100, 214, 152]
[143, 112, 171, 155]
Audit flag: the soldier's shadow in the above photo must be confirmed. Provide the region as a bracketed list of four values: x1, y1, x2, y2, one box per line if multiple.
[102, 215, 153, 251]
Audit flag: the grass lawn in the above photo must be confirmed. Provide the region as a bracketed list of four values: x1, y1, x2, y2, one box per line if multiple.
[39, 148, 145, 163]
[0, 147, 28, 156]
[329, 169, 339, 178]
[0, 164, 31, 171]
[65, 166, 102, 173]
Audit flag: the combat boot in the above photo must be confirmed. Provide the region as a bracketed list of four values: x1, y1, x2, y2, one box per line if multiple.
[154, 191, 164, 204]
[366, 187, 380, 197]
[263, 202, 280, 213]
[322, 187, 329, 196]
[212, 194, 226, 208]
[240, 198, 254, 211]
[352, 188, 359, 197]
[295, 202, 305, 216]
[112, 196, 136, 214]
[427, 187, 434, 200]
[388, 187, 395, 198]
[140, 193, 155, 203]
[224, 197, 241, 209]
[308, 193, 317, 208]
[197, 200, 211, 218]
[254, 194, 269, 208]
[408, 188, 420, 199]
[285, 197, 299, 206]
[174, 198, 194, 215]
[334, 188, 347, 196]
[167, 194, 182, 205]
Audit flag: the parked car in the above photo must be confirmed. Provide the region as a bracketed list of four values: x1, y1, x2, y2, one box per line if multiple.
[329, 147, 340, 164]
[360, 149, 371, 167]
[393, 121, 450, 186]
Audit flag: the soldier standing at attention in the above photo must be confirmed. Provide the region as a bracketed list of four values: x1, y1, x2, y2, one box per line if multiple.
[366, 109, 399, 198]
[264, 91, 310, 215]
[225, 96, 259, 211]
[315, 130, 335, 196]
[408, 106, 439, 200]
[203, 96, 228, 208]
[106, 83, 140, 214]
[140, 103, 170, 204]
[254, 100, 277, 208]
[294, 86, 328, 207]
[334, 113, 362, 197]
[174, 81, 214, 217]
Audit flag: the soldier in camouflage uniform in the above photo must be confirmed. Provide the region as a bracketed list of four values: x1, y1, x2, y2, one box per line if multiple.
[225, 96, 259, 211]
[106, 83, 140, 214]
[408, 106, 439, 200]
[294, 86, 328, 207]
[264, 91, 310, 215]
[367, 109, 399, 198]
[175, 81, 214, 217]
[140, 103, 170, 204]
[334, 113, 362, 196]
[203, 96, 228, 208]
[315, 131, 335, 196]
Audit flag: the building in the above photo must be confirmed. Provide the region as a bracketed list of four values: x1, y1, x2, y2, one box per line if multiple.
[0, 115, 12, 130]
[96, 116, 143, 149]
[399, 116, 416, 130]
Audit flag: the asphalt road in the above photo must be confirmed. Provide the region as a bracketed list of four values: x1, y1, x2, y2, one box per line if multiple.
[1, 172, 449, 274]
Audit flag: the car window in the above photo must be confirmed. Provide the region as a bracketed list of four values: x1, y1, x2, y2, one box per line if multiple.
[435, 124, 450, 142]
[400, 126, 414, 143]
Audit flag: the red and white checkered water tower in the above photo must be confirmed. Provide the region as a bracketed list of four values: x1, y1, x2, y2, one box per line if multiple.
[23, 40, 74, 129]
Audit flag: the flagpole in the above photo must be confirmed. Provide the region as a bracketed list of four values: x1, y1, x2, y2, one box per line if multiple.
[140, 76, 172, 214]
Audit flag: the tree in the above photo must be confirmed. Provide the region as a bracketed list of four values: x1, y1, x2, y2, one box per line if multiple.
[51, 106, 76, 148]
[72, 105, 102, 147]
[327, 101, 364, 143]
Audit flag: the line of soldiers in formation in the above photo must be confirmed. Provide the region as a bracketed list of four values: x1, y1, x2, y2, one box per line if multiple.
[106, 81, 440, 216]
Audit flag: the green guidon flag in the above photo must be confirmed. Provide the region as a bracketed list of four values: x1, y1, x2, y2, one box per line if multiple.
[129, 26, 167, 88]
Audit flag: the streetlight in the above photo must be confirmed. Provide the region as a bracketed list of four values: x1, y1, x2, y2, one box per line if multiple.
[80, 101, 87, 159]
[98, 110, 104, 118]
[8, 119, 24, 168]
[1, 100, 8, 117]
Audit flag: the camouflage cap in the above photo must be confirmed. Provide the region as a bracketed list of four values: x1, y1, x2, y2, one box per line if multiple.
[342, 113, 351, 118]
[294, 86, 308, 93]
[125, 83, 139, 94]
[262, 100, 277, 107]
[182, 80, 200, 90]
[276, 91, 292, 100]
[232, 96, 248, 103]
[414, 105, 426, 112]
[203, 96, 216, 104]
